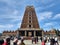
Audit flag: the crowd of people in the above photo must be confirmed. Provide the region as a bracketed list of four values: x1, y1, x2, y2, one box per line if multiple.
[0, 36, 59, 45]
[41, 37, 59, 45]
[0, 37, 25, 45]
[0, 37, 10, 45]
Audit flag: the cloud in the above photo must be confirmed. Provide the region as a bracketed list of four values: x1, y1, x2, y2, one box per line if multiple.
[0, 24, 14, 28]
[13, 10, 19, 15]
[17, 22, 21, 28]
[43, 22, 58, 30]
[0, 24, 14, 32]
[37, 12, 53, 21]
[0, 0, 60, 32]
[41, 22, 55, 30]
[35, 0, 54, 4]
[35, 0, 55, 10]
[36, 3, 55, 12]
[44, 22, 53, 27]
[53, 14, 60, 19]
[0, 0, 19, 6]
[44, 3, 55, 8]
[41, 0, 54, 4]
[0, 10, 23, 22]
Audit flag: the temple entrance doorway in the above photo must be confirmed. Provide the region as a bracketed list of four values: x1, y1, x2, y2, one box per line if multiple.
[27, 31, 34, 37]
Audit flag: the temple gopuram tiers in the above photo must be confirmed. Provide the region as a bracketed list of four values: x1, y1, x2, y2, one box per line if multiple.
[2, 6, 42, 37]
[18, 6, 42, 37]
[2, 6, 59, 38]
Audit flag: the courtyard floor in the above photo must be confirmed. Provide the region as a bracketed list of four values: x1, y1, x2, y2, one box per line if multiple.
[10, 40, 60, 45]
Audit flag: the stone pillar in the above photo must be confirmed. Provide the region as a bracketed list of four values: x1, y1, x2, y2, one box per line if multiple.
[34, 31, 36, 37]
[17, 30, 19, 37]
[42, 30, 44, 37]
[25, 31, 26, 36]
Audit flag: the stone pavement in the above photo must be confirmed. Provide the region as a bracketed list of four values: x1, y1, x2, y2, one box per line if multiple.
[10, 40, 41, 45]
[10, 40, 60, 45]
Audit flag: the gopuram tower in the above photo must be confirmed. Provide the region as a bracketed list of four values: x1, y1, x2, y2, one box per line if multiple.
[17, 6, 42, 37]
[2, 6, 42, 38]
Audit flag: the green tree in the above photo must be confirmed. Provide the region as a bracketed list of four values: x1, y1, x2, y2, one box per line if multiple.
[55, 29, 59, 36]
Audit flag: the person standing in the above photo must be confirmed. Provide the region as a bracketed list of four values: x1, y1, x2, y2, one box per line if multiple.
[0, 39, 4, 45]
[41, 40, 45, 45]
[2, 39, 8, 45]
[40, 37, 42, 42]
[36, 36, 38, 43]
[54, 41, 59, 45]
[50, 38, 55, 45]
[32, 37, 34, 44]
[20, 40, 25, 45]
[6, 38, 10, 45]
[55, 37, 58, 45]
[13, 38, 18, 45]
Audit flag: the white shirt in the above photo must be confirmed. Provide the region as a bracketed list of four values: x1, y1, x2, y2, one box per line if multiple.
[55, 37, 58, 41]
[45, 42, 50, 45]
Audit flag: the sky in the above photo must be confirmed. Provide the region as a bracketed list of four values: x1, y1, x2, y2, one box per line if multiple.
[0, 0, 60, 33]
